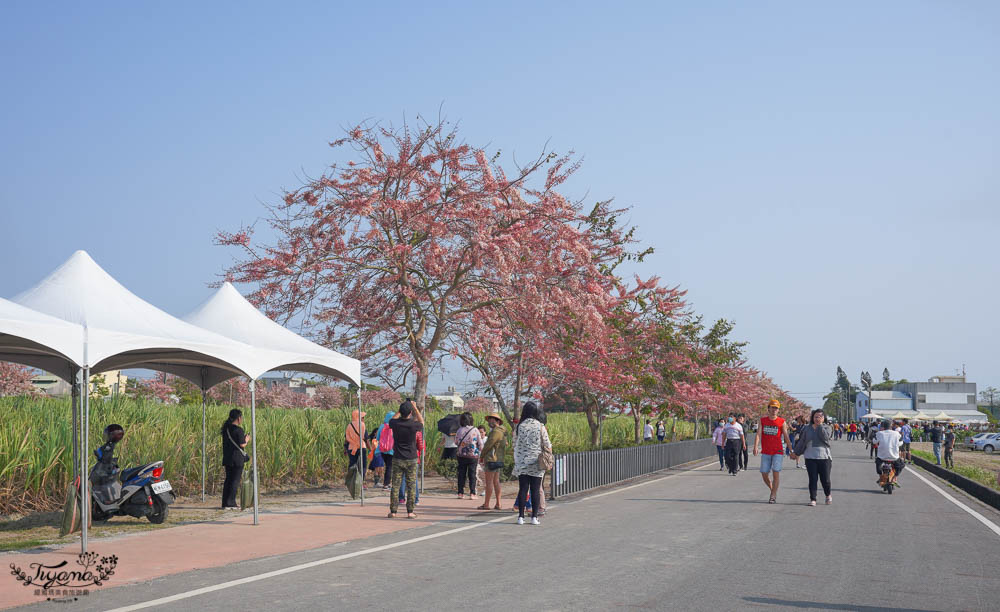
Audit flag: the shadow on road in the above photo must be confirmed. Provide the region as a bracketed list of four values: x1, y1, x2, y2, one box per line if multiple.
[743, 596, 936, 611]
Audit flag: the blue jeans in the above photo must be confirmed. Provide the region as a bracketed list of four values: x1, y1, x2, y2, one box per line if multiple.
[933, 442, 942, 464]
[716, 445, 725, 468]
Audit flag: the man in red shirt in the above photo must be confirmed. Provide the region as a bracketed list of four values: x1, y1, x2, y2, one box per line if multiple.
[753, 399, 795, 504]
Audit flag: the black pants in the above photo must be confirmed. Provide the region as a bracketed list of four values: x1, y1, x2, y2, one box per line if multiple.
[382, 454, 393, 486]
[875, 457, 905, 477]
[944, 448, 954, 468]
[222, 464, 243, 508]
[740, 444, 749, 470]
[724, 439, 742, 474]
[516, 474, 542, 519]
[804, 458, 832, 501]
[348, 450, 367, 473]
[457, 457, 477, 495]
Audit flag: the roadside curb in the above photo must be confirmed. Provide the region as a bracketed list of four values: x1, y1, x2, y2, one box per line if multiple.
[911, 455, 1000, 512]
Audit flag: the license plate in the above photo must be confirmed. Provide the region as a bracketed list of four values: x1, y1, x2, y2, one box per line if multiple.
[151, 480, 172, 494]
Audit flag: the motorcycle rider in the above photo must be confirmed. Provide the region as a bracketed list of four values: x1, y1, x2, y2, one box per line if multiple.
[875, 420, 905, 487]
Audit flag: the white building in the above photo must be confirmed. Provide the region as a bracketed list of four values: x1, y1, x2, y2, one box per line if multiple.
[431, 387, 465, 411]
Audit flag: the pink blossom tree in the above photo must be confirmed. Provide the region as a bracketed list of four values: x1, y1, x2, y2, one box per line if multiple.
[0, 362, 36, 396]
[218, 117, 616, 412]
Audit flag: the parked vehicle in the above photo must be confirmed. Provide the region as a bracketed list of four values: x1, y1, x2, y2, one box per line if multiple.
[83, 424, 175, 524]
[964, 432, 993, 451]
[973, 433, 1000, 454]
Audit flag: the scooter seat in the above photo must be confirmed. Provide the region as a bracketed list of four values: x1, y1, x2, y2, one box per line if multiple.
[119, 466, 144, 482]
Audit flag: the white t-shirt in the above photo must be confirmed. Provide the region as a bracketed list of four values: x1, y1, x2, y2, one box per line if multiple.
[644, 423, 654, 439]
[876, 429, 902, 461]
[724, 422, 744, 440]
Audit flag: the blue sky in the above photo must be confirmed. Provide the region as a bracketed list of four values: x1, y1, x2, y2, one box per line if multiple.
[2, 1, 998, 404]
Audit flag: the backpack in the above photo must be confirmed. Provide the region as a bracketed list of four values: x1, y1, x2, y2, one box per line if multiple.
[378, 424, 394, 453]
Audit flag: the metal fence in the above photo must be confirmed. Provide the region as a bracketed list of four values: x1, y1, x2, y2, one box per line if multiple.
[549, 438, 719, 499]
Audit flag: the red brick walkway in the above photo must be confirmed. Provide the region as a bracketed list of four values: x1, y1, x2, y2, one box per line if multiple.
[2, 495, 491, 609]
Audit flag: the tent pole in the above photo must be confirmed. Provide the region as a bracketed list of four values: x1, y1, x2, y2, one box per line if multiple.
[201, 390, 207, 503]
[81, 366, 90, 554]
[358, 383, 363, 507]
[251, 379, 259, 525]
[201, 368, 207, 503]
[71, 370, 79, 480]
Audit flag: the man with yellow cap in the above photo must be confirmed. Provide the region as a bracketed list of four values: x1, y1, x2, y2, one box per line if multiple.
[753, 399, 795, 504]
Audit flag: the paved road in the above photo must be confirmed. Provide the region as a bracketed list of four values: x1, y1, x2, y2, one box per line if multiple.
[17, 441, 1000, 611]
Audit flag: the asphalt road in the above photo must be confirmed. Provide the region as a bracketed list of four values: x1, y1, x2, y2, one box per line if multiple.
[18, 441, 1000, 611]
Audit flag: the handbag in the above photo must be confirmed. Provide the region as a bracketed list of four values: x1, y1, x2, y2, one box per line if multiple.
[226, 426, 250, 462]
[537, 427, 554, 471]
[239, 472, 254, 510]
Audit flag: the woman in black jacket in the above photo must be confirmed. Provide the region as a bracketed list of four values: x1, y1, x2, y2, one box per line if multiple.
[221, 409, 250, 509]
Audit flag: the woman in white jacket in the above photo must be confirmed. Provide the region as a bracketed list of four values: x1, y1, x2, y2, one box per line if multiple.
[512, 402, 551, 525]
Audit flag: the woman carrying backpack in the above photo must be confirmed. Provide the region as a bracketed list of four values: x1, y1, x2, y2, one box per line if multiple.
[374, 411, 395, 490]
[454, 412, 483, 500]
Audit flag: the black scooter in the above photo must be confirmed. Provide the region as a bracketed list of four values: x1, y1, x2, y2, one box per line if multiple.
[82, 424, 175, 524]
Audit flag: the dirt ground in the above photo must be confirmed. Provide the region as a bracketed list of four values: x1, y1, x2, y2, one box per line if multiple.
[911, 441, 1000, 471]
[0, 473, 523, 553]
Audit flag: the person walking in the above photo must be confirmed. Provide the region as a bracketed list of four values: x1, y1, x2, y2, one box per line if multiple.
[796, 409, 833, 506]
[656, 420, 666, 443]
[928, 421, 944, 465]
[712, 418, 726, 470]
[220, 409, 249, 510]
[789, 416, 805, 468]
[868, 422, 879, 459]
[387, 399, 424, 519]
[723, 415, 745, 476]
[512, 402, 551, 525]
[455, 412, 483, 500]
[944, 424, 956, 469]
[479, 412, 507, 510]
[737, 414, 749, 472]
[374, 411, 395, 489]
[643, 419, 654, 443]
[754, 399, 793, 504]
[899, 419, 912, 463]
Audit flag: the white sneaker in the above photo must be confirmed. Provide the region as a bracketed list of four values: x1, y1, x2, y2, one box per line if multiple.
[531, 517, 540, 525]
[516, 517, 524, 525]
[808, 500, 817, 506]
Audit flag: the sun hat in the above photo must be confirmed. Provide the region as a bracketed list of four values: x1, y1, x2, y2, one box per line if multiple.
[486, 412, 503, 423]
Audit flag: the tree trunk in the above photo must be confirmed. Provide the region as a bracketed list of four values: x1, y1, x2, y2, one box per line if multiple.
[670, 416, 677, 442]
[584, 391, 600, 448]
[413, 364, 430, 410]
[512, 350, 524, 420]
[633, 407, 642, 445]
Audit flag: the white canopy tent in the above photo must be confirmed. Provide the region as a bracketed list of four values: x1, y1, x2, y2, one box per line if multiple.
[184, 282, 362, 504]
[0, 298, 89, 490]
[3, 251, 365, 553]
[11, 251, 270, 553]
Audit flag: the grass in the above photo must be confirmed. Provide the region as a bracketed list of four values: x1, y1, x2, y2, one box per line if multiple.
[0, 396, 696, 516]
[912, 449, 999, 491]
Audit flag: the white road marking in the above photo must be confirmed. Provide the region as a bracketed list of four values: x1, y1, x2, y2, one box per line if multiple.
[103, 513, 513, 612]
[906, 467, 1000, 538]
[104, 458, 719, 611]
